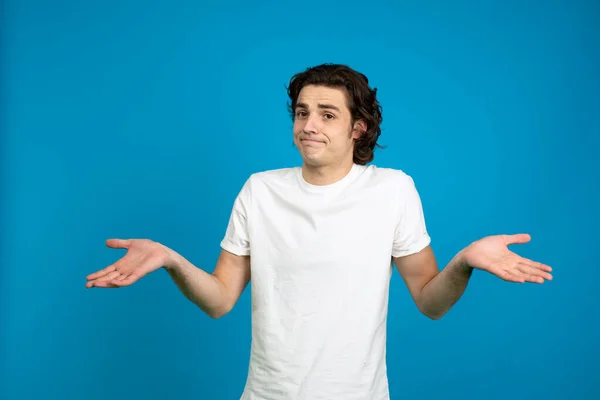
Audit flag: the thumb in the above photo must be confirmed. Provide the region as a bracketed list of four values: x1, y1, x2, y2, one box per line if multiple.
[504, 233, 531, 245]
[106, 238, 131, 249]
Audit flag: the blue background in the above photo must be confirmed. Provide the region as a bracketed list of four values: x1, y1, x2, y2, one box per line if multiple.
[2, 0, 599, 399]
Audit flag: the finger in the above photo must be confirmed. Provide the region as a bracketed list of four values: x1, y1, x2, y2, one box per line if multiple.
[86, 265, 116, 280]
[511, 265, 545, 283]
[86, 270, 123, 288]
[494, 267, 525, 283]
[521, 258, 552, 272]
[95, 271, 121, 282]
[516, 263, 552, 282]
[109, 274, 139, 287]
[106, 238, 131, 249]
[90, 280, 122, 288]
[516, 260, 552, 276]
[524, 275, 544, 284]
[504, 233, 531, 245]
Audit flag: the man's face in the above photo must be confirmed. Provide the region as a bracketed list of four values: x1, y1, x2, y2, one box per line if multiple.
[293, 85, 364, 168]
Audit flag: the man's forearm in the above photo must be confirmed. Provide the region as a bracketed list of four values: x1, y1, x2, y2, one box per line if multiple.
[418, 251, 474, 319]
[162, 248, 228, 318]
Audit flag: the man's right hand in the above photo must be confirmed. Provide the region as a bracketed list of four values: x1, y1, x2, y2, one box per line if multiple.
[86, 238, 170, 288]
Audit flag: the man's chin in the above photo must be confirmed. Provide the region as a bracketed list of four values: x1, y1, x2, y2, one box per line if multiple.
[301, 157, 326, 168]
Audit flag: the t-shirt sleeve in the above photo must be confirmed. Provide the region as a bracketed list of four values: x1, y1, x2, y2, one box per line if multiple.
[392, 175, 431, 258]
[220, 177, 252, 256]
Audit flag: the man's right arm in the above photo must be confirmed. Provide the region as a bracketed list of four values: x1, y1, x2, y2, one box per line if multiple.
[164, 246, 251, 319]
[86, 178, 253, 317]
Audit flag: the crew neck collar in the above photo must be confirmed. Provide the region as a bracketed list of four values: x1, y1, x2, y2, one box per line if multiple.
[296, 163, 360, 193]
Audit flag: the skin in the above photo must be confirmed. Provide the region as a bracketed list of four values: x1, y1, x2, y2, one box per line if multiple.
[85, 84, 553, 320]
[292, 84, 366, 186]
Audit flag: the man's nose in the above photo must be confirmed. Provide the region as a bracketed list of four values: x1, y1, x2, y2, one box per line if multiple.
[303, 115, 319, 134]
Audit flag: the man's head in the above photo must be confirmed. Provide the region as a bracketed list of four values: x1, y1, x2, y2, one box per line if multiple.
[286, 64, 383, 168]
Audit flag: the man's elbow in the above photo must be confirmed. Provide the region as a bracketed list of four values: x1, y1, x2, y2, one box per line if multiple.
[199, 300, 234, 319]
[414, 287, 449, 320]
[421, 309, 446, 320]
[417, 302, 447, 320]
[205, 306, 231, 319]
[207, 310, 227, 319]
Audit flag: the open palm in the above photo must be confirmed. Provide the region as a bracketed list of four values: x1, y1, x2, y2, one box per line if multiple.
[86, 238, 169, 288]
[461, 233, 552, 283]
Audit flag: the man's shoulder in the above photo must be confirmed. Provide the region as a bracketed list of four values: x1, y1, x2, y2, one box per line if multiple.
[237, 167, 299, 194]
[248, 166, 299, 183]
[359, 164, 415, 187]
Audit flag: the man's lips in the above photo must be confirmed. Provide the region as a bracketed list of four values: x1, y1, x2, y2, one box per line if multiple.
[301, 138, 323, 143]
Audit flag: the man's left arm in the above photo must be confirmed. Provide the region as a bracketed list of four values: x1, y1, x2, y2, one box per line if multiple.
[393, 245, 472, 320]
[393, 234, 553, 320]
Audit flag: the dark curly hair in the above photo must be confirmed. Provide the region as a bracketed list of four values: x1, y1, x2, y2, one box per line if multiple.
[286, 63, 384, 165]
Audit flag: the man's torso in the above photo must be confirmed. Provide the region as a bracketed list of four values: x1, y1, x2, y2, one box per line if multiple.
[221, 164, 430, 399]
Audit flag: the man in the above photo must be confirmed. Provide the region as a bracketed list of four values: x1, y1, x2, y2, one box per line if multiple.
[86, 64, 552, 399]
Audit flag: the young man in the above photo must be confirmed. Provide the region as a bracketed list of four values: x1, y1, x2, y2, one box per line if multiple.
[86, 64, 552, 399]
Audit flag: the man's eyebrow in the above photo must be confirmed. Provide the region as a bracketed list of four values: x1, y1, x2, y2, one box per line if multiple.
[296, 102, 341, 112]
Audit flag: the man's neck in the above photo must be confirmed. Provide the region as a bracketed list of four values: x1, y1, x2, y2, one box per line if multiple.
[301, 161, 355, 186]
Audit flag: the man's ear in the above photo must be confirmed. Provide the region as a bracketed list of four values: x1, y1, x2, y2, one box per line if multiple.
[352, 119, 367, 139]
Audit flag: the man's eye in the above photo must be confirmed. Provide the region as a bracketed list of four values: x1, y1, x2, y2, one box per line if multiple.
[324, 114, 334, 120]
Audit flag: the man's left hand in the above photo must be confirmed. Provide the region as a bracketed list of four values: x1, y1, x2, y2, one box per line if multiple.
[460, 234, 553, 284]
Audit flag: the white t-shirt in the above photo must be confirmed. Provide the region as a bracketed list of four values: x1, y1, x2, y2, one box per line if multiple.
[220, 163, 431, 400]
